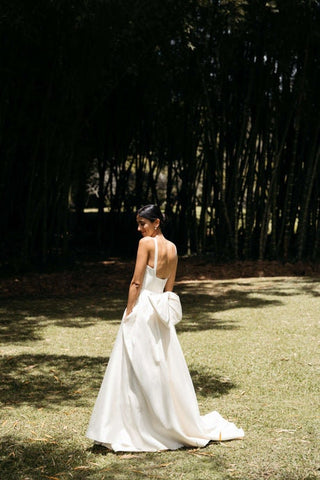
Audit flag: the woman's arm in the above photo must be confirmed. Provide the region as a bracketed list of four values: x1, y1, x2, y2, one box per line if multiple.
[125, 238, 149, 315]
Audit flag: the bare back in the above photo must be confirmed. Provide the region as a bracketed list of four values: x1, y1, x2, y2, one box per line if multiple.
[148, 236, 177, 280]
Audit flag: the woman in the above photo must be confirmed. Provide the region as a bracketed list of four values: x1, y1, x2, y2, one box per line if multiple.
[86, 204, 244, 451]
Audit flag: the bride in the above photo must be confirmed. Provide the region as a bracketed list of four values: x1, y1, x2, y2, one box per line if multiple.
[86, 204, 244, 451]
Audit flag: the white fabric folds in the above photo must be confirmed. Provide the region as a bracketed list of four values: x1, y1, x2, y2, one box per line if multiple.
[86, 238, 244, 452]
[148, 290, 182, 328]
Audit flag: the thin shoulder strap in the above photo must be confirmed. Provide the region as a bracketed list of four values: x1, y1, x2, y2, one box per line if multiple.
[153, 236, 158, 273]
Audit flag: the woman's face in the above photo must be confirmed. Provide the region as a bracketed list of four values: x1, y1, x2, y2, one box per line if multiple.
[136, 215, 159, 237]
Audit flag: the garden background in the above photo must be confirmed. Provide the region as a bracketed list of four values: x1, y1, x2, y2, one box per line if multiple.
[1, 1, 319, 479]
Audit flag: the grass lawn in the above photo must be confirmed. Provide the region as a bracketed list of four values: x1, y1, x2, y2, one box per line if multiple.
[1, 277, 319, 480]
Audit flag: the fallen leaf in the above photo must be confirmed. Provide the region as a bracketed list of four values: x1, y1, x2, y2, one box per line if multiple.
[275, 429, 296, 434]
[119, 454, 141, 459]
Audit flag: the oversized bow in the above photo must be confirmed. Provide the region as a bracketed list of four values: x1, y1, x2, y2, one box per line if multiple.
[148, 291, 182, 328]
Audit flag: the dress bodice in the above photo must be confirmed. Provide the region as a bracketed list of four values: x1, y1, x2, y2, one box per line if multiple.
[141, 237, 168, 293]
[86, 234, 244, 452]
[142, 265, 167, 293]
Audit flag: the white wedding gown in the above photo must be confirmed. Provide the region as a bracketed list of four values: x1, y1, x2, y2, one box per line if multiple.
[86, 237, 244, 451]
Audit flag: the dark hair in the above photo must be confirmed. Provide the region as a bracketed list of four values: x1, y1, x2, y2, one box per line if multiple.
[137, 204, 164, 226]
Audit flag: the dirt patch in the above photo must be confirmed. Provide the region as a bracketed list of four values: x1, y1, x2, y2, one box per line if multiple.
[0, 258, 319, 298]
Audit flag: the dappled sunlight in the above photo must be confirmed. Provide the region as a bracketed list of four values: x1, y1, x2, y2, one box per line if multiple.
[177, 315, 240, 333]
[0, 277, 319, 479]
[2, 278, 319, 345]
[0, 435, 227, 480]
[0, 436, 107, 480]
[175, 281, 282, 333]
[173, 277, 320, 332]
[189, 368, 236, 399]
[299, 281, 320, 297]
[0, 354, 108, 409]
[235, 277, 320, 299]
[0, 295, 124, 344]
[176, 277, 320, 299]
[0, 309, 46, 343]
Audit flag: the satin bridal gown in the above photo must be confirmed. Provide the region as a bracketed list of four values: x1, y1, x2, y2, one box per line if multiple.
[86, 237, 244, 451]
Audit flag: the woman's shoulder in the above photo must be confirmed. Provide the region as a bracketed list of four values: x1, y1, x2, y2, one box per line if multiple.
[138, 236, 154, 249]
[164, 238, 177, 256]
[166, 238, 177, 249]
[139, 236, 177, 254]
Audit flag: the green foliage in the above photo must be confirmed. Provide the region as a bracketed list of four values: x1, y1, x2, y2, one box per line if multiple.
[0, 0, 320, 267]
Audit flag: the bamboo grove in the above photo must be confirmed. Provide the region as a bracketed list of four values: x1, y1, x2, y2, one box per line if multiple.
[1, 0, 320, 268]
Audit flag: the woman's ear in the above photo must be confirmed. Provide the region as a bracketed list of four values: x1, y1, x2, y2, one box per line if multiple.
[154, 219, 160, 230]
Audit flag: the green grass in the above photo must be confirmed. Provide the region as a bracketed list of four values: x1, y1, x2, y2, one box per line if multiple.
[1, 277, 320, 480]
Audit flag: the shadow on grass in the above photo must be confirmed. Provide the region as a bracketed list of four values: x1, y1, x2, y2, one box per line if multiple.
[189, 368, 235, 398]
[236, 277, 320, 300]
[3, 277, 319, 345]
[1, 354, 233, 409]
[0, 435, 227, 480]
[300, 280, 320, 297]
[0, 310, 45, 343]
[0, 295, 125, 344]
[1, 354, 108, 408]
[175, 283, 283, 332]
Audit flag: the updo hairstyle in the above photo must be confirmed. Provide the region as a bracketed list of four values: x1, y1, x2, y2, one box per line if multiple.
[137, 204, 165, 228]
